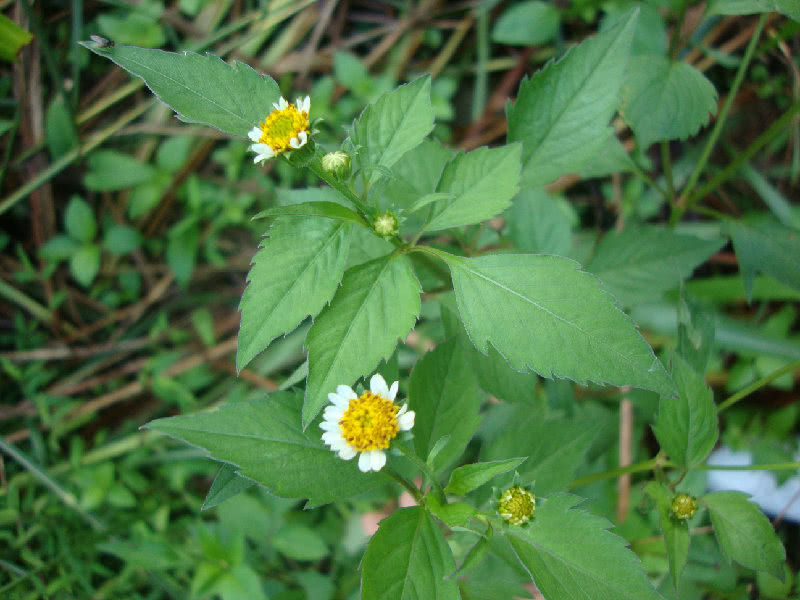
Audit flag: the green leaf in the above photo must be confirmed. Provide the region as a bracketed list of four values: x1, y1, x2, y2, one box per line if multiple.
[97, 11, 165, 49]
[725, 216, 800, 302]
[103, 225, 142, 255]
[458, 580, 530, 600]
[65, 197, 97, 243]
[145, 391, 389, 507]
[237, 218, 352, 370]
[445, 459, 526, 496]
[351, 76, 435, 184]
[620, 56, 718, 149]
[361, 506, 459, 600]
[425, 144, 521, 231]
[0, 14, 32, 63]
[80, 41, 281, 136]
[507, 9, 637, 187]
[644, 482, 690, 593]
[449, 526, 493, 578]
[166, 228, 199, 286]
[70, 245, 100, 287]
[506, 493, 663, 600]
[253, 202, 366, 226]
[304, 254, 421, 427]
[45, 97, 78, 160]
[708, 0, 799, 21]
[437, 251, 676, 396]
[408, 339, 482, 473]
[272, 524, 329, 561]
[379, 139, 453, 211]
[492, 1, 560, 46]
[426, 495, 478, 528]
[506, 188, 574, 256]
[653, 355, 718, 468]
[83, 150, 157, 192]
[41, 235, 79, 262]
[586, 226, 725, 307]
[202, 464, 255, 511]
[702, 491, 786, 579]
[577, 133, 637, 178]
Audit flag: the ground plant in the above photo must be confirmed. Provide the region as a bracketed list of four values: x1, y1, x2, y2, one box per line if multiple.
[1, 1, 800, 599]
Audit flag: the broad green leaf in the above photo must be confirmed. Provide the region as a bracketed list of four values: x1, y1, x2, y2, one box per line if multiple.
[644, 482, 689, 593]
[577, 133, 637, 178]
[506, 188, 574, 256]
[458, 580, 529, 600]
[145, 391, 389, 507]
[70, 245, 100, 287]
[703, 491, 786, 579]
[620, 56, 717, 149]
[83, 150, 157, 191]
[408, 339, 482, 473]
[586, 226, 725, 307]
[0, 13, 32, 63]
[201, 464, 255, 511]
[80, 41, 280, 136]
[41, 235, 79, 261]
[361, 506, 459, 600]
[653, 355, 718, 468]
[426, 495, 478, 528]
[166, 228, 199, 286]
[379, 139, 453, 210]
[351, 76, 435, 184]
[492, 1, 560, 46]
[65, 197, 97, 243]
[45, 97, 78, 160]
[507, 9, 637, 187]
[436, 251, 676, 396]
[237, 218, 352, 371]
[685, 274, 800, 303]
[481, 410, 599, 495]
[445, 459, 526, 496]
[708, 0, 799, 21]
[602, 3, 667, 56]
[425, 144, 521, 231]
[725, 216, 800, 302]
[253, 201, 366, 226]
[272, 524, 329, 561]
[506, 494, 663, 600]
[450, 529, 492, 578]
[304, 254, 421, 427]
[103, 225, 142, 256]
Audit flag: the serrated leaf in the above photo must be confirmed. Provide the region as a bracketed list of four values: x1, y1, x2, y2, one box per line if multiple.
[619, 56, 718, 149]
[145, 391, 389, 507]
[408, 339, 482, 473]
[80, 41, 280, 136]
[202, 464, 255, 511]
[450, 526, 493, 578]
[436, 250, 676, 396]
[725, 216, 800, 302]
[361, 506, 459, 600]
[237, 218, 352, 371]
[303, 254, 421, 427]
[507, 493, 663, 600]
[506, 188, 574, 256]
[507, 9, 637, 187]
[653, 355, 718, 468]
[424, 144, 521, 231]
[577, 133, 637, 178]
[252, 202, 366, 226]
[586, 226, 725, 307]
[351, 76, 435, 184]
[379, 139, 453, 210]
[445, 459, 526, 496]
[703, 491, 786, 579]
[644, 482, 690, 593]
[708, 0, 799, 21]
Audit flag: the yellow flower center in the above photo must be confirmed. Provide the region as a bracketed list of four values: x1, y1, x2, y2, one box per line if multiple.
[339, 391, 399, 452]
[257, 103, 309, 154]
[498, 487, 535, 525]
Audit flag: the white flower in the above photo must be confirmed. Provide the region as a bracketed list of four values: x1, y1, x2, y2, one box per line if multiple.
[320, 373, 415, 473]
[248, 95, 310, 164]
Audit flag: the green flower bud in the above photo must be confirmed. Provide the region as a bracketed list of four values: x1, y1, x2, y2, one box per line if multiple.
[497, 486, 535, 525]
[670, 493, 698, 521]
[373, 211, 399, 237]
[321, 151, 351, 178]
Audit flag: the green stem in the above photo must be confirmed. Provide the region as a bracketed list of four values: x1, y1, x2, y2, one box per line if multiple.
[395, 441, 445, 501]
[0, 278, 54, 326]
[567, 458, 659, 489]
[305, 156, 369, 218]
[383, 467, 423, 503]
[672, 14, 768, 225]
[717, 357, 800, 412]
[695, 462, 800, 471]
[660, 141, 675, 204]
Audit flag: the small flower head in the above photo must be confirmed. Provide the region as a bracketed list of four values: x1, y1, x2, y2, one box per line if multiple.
[320, 374, 415, 472]
[248, 96, 310, 164]
[321, 151, 351, 178]
[372, 211, 399, 237]
[670, 493, 698, 521]
[497, 486, 536, 526]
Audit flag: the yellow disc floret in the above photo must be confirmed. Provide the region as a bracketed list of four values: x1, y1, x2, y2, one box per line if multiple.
[257, 103, 309, 154]
[498, 486, 536, 525]
[338, 391, 400, 452]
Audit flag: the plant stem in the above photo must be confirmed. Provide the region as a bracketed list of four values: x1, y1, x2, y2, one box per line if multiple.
[383, 467, 422, 503]
[567, 458, 659, 489]
[717, 357, 800, 412]
[672, 13, 768, 225]
[660, 141, 676, 204]
[396, 441, 445, 501]
[695, 462, 800, 471]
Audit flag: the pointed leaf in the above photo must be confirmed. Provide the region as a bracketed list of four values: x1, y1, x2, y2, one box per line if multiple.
[80, 41, 280, 136]
[237, 218, 352, 370]
[445, 459, 526, 496]
[507, 9, 637, 186]
[145, 392, 388, 507]
[253, 202, 366, 226]
[436, 251, 676, 396]
[506, 188, 574, 256]
[304, 254, 421, 427]
[708, 0, 799, 21]
[361, 506, 459, 600]
[202, 464, 255, 511]
[507, 493, 663, 600]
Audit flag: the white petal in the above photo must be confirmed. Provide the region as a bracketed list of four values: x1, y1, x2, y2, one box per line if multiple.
[273, 97, 288, 111]
[370, 374, 389, 398]
[319, 420, 339, 431]
[358, 452, 372, 472]
[329, 438, 348, 451]
[322, 431, 342, 445]
[289, 136, 301, 149]
[297, 96, 310, 113]
[388, 381, 399, 401]
[248, 127, 262, 142]
[253, 154, 270, 164]
[323, 406, 344, 422]
[371, 450, 386, 471]
[339, 446, 357, 460]
[336, 385, 357, 400]
[398, 409, 415, 431]
[297, 130, 308, 146]
[328, 392, 349, 408]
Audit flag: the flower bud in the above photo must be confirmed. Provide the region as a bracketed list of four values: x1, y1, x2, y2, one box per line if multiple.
[373, 211, 399, 237]
[497, 486, 535, 525]
[321, 151, 351, 179]
[670, 493, 698, 521]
